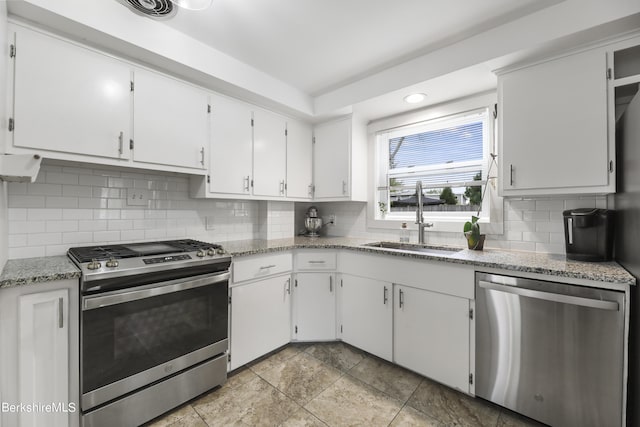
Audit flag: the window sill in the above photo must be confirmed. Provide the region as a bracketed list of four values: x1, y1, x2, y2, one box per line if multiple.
[367, 209, 504, 235]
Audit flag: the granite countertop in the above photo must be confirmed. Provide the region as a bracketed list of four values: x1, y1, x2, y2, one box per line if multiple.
[226, 236, 636, 286]
[0, 256, 81, 289]
[1, 236, 634, 288]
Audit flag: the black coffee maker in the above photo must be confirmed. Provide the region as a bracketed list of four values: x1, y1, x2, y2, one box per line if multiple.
[563, 209, 615, 261]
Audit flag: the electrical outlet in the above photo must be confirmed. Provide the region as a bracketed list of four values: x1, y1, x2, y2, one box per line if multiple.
[126, 188, 150, 206]
[205, 216, 215, 230]
[328, 214, 336, 226]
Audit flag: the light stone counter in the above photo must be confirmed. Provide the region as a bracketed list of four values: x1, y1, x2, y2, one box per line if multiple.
[1, 236, 634, 288]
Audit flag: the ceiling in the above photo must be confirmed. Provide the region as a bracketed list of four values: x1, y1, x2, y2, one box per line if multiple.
[164, 0, 560, 97]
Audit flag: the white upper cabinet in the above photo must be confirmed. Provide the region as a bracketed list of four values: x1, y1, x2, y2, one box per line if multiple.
[286, 120, 313, 199]
[10, 25, 131, 160]
[313, 118, 351, 199]
[208, 94, 254, 195]
[499, 47, 612, 195]
[313, 116, 367, 201]
[253, 109, 287, 197]
[132, 68, 209, 170]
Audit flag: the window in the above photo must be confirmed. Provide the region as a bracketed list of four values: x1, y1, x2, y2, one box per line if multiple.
[375, 108, 492, 221]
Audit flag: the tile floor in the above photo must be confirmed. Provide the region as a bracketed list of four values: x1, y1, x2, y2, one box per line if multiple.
[146, 342, 545, 427]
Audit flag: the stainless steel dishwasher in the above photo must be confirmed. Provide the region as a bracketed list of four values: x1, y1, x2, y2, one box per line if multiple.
[475, 272, 625, 427]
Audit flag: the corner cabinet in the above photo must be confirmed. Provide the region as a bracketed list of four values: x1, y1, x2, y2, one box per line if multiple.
[498, 46, 614, 196]
[285, 120, 313, 199]
[252, 109, 287, 198]
[292, 273, 337, 341]
[313, 116, 367, 201]
[0, 280, 79, 427]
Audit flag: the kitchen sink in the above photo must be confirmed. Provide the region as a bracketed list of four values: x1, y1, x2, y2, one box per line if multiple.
[363, 241, 463, 257]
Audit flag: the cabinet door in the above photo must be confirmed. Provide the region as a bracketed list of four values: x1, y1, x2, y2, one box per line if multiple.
[500, 49, 609, 194]
[253, 109, 287, 197]
[209, 94, 254, 195]
[12, 26, 130, 159]
[339, 274, 392, 361]
[394, 284, 470, 392]
[313, 119, 350, 199]
[19, 289, 69, 427]
[133, 68, 209, 169]
[286, 120, 313, 199]
[293, 273, 336, 341]
[230, 275, 291, 370]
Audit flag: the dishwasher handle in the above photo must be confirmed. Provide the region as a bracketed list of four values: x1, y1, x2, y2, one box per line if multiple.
[478, 280, 619, 311]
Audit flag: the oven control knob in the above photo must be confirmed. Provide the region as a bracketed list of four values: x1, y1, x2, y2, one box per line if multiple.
[87, 259, 101, 270]
[105, 258, 119, 268]
[207, 248, 215, 257]
[196, 250, 206, 258]
[217, 248, 225, 255]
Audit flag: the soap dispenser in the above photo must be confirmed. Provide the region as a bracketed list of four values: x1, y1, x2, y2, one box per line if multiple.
[400, 223, 410, 243]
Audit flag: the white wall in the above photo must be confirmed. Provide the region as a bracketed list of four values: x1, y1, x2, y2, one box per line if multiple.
[7, 161, 297, 259]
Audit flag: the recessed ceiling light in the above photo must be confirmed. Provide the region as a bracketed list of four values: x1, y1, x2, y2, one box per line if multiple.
[403, 93, 427, 104]
[170, 0, 213, 10]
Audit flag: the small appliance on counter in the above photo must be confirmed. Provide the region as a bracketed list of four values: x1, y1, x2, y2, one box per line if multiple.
[563, 208, 615, 261]
[304, 206, 323, 237]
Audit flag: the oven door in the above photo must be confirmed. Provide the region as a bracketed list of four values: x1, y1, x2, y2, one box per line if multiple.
[81, 271, 229, 411]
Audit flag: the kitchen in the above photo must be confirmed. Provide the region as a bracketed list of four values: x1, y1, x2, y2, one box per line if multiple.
[0, 0, 639, 426]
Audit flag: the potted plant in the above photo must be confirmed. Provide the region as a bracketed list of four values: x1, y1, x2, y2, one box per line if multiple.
[463, 154, 497, 250]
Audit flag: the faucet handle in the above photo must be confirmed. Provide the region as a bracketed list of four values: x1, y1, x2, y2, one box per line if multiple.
[425, 223, 434, 228]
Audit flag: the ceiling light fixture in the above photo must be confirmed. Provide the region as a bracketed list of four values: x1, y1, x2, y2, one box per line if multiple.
[403, 93, 427, 104]
[169, 0, 213, 10]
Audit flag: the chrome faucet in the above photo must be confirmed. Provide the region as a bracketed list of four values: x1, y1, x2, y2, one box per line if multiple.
[415, 181, 433, 244]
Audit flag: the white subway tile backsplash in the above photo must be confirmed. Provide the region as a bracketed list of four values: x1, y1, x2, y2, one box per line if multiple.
[535, 199, 564, 211]
[62, 232, 94, 244]
[522, 211, 550, 221]
[27, 208, 63, 221]
[9, 246, 45, 259]
[10, 221, 45, 234]
[94, 209, 121, 220]
[63, 185, 93, 198]
[79, 220, 107, 232]
[9, 195, 46, 208]
[8, 208, 27, 221]
[28, 183, 62, 196]
[8, 234, 27, 248]
[46, 221, 79, 233]
[522, 231, 549, 243]
[63, 209, 94, 220]
[46, 197, 79, 208]
[93, 230, 121, 242]
[46, 172, 79, 185]
[28, 233, 62, 246]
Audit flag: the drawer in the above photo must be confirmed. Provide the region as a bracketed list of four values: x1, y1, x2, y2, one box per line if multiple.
[295, 251, 337, 270]
[233, 252, 292, 283]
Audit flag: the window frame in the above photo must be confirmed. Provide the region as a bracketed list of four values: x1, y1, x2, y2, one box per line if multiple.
[366, 93, 503, 234]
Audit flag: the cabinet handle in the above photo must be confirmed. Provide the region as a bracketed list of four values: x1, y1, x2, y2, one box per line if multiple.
[244, 176, 250, 192]
[308, 260, 326, 264]
[259, 264, 276, 270]
[58, 297, 64, 329]
[308, 184, 314, 197]
[509, 164, 514, 186]
[200, 147, 205, 166]
[329, 276, 333, 292]
[285, 278, 291, 295]
[399, 289, 404, 309]
[280, 180, 285, 195]
[383, 286, 388, 305]
[342, 180, 347, 195]
[118, 131, 124, 155]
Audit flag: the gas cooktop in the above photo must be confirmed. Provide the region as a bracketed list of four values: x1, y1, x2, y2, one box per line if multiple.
[68, 239, 223, 263]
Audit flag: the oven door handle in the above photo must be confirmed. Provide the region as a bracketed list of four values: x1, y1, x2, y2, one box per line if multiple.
[83, 271, 230, 310]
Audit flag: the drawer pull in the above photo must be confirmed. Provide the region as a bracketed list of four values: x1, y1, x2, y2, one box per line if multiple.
[259, 264, 276, 270]
[308, 260, 326, 264]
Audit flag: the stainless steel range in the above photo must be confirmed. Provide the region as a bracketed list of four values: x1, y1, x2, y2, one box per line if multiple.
[68, 239, 231, 427]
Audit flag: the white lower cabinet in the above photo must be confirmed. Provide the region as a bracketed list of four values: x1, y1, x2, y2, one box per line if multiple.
[230, 274, 292, 371]
[338, 274, 392, 361]
[0, 280, 79, 427]
[292, 273, 336, 341]
[19, 289, 70, 427]
[393, 284, 471, 392]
